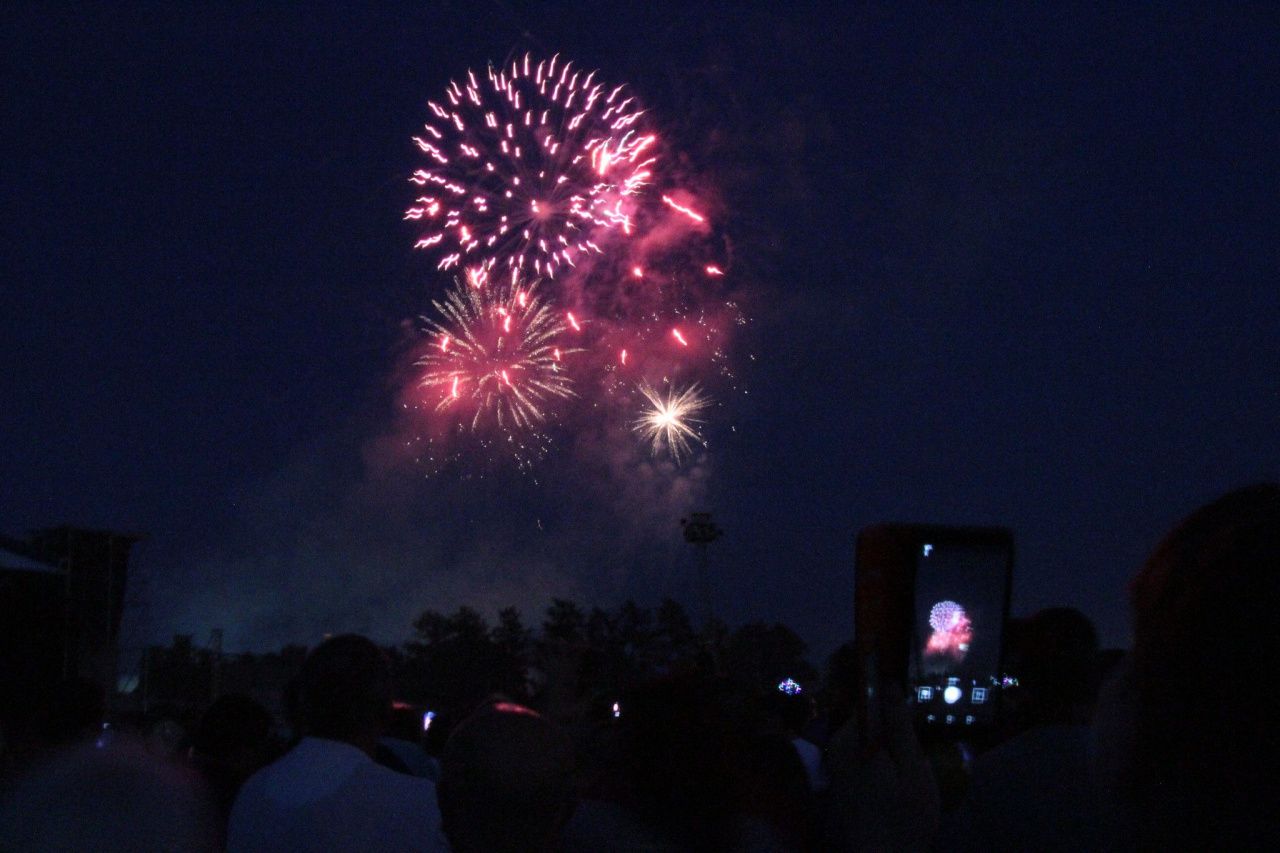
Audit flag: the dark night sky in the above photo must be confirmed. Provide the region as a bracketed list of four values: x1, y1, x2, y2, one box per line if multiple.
[3, 3, 1277, 661]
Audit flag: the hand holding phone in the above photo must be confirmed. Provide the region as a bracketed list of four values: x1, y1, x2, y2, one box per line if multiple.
[855, 525, 1014, 738]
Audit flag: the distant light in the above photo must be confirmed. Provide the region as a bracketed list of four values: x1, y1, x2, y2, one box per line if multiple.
[777, 678, 803, 696]
[943, 685, 962, 705]
[611, 701, 621, 719]
[422, 710, 436, 732]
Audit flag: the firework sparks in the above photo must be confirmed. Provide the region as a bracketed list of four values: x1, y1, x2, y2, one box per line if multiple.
[925, 600, 972, 661]
[404, 55, 745, 475]
[406, 53, 658, 282]
[633, 383, 708, 463]
[661, 195, 706, 223]
[417, 278, 576, 431]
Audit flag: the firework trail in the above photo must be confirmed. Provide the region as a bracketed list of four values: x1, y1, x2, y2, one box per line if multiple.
[405, 53, 658, 286]
[417, 278, 577, 431]
[632, 383, 708, 463]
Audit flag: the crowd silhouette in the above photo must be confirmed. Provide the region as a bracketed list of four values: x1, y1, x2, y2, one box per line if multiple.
[1, 483, 1277, 851]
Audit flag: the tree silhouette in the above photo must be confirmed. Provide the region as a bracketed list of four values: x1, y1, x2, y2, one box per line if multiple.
[399, 606, 524, 711]
[491, 606, 532, 659]
[128, 596, 818, 729]
[543, 598, 586, 644]
[723, 622, 817, 692]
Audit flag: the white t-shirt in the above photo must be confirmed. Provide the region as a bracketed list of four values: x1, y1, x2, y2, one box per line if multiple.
[228, 737, 446, 853]
[792, 736, 827, 792]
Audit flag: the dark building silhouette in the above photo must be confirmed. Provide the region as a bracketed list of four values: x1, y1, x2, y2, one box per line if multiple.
[0, 527, 139, 727]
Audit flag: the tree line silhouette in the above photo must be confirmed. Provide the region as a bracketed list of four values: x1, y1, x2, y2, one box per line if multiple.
[136, 598, 818, 718]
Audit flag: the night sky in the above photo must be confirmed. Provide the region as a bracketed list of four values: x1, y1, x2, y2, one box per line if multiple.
[3, 3, 1277, 662]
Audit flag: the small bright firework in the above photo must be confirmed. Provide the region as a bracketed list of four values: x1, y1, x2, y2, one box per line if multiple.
[406, 54, 658, 284]
[417, 278, 576, 431]
[928, 600, 965, 633]
[925, 600, 972, 660]
[777, 678, 803, 696]
[632, 382, 708, 463]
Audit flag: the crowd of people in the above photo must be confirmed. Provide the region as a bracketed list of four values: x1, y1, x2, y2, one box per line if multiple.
[0, 483, 1276, 851]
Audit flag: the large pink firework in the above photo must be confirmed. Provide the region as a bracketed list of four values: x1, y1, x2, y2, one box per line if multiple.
[403, 54, 744, 472]
[405, 53, 658, 287]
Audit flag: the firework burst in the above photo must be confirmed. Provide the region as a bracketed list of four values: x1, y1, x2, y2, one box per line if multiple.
[633, 382, 709, 464]
[403, 54, 747, 475]
[417, 278, 576, 431]
[405, 53, 658, 286]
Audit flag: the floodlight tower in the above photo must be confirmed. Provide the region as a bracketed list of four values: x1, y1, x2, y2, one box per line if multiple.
[681, 512, 723, 626]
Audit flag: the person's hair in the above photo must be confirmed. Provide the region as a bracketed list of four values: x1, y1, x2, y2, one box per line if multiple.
[822, 642, 862, 733]
[296, 635, 392, 743]
[766, 689, 815, 735]
[438, 702, 575, 853]
[1013, 607, 1099, 721]
[1127, 483, 1280, 845]
[613, 675, 750, 849]
[190, 693, 272, 759]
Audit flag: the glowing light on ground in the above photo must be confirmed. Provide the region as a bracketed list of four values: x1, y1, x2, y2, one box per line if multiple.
[777, 678, 803, 695]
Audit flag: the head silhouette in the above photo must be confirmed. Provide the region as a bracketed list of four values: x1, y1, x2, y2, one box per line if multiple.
[438, 702, 574, 853]
[1011, 607, 1099, 723]
[297, 635, 392, 753]
[1124, 483, 1280, 846]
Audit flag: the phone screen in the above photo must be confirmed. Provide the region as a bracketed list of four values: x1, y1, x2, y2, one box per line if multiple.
[909, 540, 1010, 731]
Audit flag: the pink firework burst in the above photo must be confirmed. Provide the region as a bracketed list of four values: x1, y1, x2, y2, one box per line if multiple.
[416, 278, 577, 432]
[928, 600, 966, 633]
[405, 53, 658, 286]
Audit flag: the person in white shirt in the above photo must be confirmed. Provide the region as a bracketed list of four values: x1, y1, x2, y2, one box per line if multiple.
[228, 634, 446, 852]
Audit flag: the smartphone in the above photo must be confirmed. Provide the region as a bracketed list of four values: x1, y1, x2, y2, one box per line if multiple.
[855, 525, 1014, 738]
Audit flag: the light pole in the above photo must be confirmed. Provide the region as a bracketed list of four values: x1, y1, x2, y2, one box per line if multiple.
[681, 512, 723, 626]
